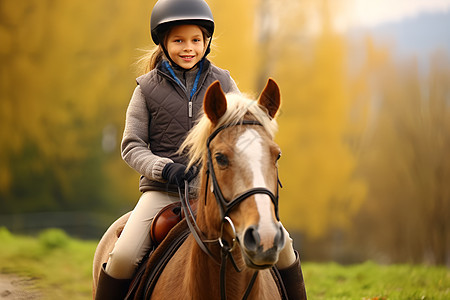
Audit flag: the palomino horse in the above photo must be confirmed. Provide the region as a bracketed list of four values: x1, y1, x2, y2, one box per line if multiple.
[93, 78, 287, 299]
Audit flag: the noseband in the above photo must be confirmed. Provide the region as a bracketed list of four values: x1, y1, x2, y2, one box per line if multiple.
[179, 120, 282, 300]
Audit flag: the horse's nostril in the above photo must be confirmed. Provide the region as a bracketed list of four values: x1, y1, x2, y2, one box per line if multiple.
[274, 224, 285, 249]
[243, 226, 260, 252]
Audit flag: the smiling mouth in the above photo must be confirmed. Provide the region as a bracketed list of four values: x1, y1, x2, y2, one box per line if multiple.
[180, 55, 195, 61]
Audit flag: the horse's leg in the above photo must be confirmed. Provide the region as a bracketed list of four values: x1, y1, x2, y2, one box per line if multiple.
[92, 212, 131, 298]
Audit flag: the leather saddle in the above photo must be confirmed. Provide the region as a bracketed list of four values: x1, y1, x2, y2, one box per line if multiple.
[150, 200, 197, 246]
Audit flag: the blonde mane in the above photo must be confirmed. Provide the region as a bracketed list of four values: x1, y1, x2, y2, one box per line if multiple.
[180, 92, 279, 169]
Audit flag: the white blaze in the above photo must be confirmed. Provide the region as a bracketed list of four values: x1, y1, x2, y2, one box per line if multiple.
[236, 129, 277, 250]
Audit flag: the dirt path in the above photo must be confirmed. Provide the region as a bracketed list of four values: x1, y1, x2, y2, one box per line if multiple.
[0, 274, 41, 299]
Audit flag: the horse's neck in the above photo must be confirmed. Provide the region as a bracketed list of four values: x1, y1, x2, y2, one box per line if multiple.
[187, 237, 258, 299]
[191, 204, 258, 299]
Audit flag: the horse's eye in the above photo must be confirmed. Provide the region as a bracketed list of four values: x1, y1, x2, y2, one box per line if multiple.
[215, 153, 229, 167]
[276, 152, 282, 161]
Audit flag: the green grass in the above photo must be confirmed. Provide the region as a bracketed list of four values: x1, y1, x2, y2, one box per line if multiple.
[303, 261, 450, 299]
[0, 227, 96, 300]
[1, 227, 449, 299]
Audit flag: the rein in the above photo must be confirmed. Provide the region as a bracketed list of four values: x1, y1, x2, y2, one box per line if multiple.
[178, 120, 281, 300]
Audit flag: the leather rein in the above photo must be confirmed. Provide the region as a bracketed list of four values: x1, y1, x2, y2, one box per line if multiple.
[178, 120, 281, 300]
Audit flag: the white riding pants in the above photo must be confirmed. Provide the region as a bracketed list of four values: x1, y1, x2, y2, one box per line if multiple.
[105, 191, 179, 279]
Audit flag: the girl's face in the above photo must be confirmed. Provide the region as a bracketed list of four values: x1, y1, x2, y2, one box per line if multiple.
[166, 25, 206, 69]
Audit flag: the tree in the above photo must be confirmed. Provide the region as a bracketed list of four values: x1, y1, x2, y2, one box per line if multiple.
[351, 40, 450, 264]
[258, 0, 365, 238]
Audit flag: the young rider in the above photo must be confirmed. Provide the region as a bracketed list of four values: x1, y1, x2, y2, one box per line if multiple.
[95, 0, 306, 299]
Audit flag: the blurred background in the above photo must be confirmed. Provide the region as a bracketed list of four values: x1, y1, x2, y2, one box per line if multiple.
[0, 0, 449, 266]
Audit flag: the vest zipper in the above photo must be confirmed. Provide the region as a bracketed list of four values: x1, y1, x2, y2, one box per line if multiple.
[158, 61, 207, 125]
[187, 60, 204, 119]
[184, 71, 193, 118]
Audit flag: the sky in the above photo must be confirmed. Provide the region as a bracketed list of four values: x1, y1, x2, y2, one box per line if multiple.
[331, 0, 450, 66]
[337, 0, 450, 30]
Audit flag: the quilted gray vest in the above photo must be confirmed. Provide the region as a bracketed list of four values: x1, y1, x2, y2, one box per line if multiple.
[136, 59, 235, 192]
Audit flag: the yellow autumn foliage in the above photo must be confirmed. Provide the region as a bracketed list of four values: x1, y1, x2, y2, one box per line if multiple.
[1, 0, 449, 264]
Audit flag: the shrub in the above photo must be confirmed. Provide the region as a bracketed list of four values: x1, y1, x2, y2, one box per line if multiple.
[0, 226, 13, 241]
[38, 228, 70, 250]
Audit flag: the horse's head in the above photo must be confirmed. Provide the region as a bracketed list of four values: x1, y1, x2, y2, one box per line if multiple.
[182, 79, 285, 270]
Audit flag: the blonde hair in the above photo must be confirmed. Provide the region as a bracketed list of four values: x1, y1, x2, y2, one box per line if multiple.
[135, 25, 212, 75]
[135, 46, 165, 75]
[179, 93, 279, 169]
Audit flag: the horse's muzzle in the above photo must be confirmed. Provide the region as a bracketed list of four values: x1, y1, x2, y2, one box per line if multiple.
[241, 223, 285, 269]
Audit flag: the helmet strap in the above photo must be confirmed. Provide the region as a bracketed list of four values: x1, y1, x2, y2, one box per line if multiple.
[160, 43, 179, 68]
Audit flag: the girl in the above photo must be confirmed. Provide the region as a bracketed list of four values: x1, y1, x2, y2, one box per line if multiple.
[95, 0, 306, 299]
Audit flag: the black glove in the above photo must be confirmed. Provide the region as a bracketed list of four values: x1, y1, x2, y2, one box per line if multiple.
[162, 163, 197, 187]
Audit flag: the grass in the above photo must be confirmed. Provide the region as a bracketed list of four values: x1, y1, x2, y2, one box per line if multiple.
[303, 261, 450, 299]
[1, 227, 449, 299]
[0, 227, 96, 300]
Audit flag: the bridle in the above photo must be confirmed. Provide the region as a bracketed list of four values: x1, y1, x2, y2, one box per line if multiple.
[179, 120, 282, 300]
[205, 120, 281, 221]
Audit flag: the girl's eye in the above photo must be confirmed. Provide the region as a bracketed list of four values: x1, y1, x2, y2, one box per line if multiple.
[215, 153, 229, 168]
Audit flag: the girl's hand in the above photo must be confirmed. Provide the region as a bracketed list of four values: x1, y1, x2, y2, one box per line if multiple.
[162, 163, 197, 187]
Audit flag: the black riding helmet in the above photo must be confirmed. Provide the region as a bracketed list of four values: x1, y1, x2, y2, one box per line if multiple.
[150, 0, 215, 66]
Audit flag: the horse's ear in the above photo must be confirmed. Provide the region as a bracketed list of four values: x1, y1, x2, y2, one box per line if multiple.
[204, 81, 227, 125]
[258, 78, 281, 118]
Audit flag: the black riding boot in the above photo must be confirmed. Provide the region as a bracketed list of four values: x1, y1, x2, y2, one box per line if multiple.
[278, 251, 307, 300]
[95, 263, 131, 300]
